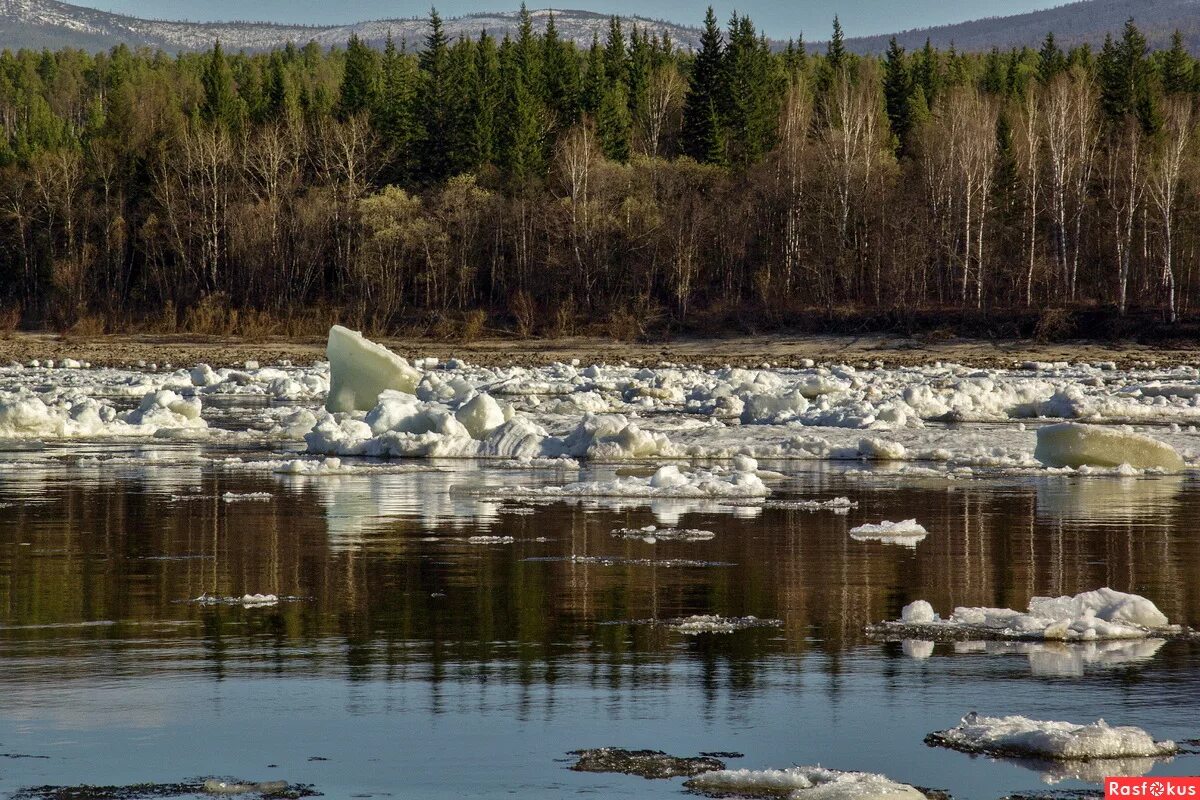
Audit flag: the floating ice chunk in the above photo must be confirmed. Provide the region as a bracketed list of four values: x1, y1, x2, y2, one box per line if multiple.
[455, 393, 507, 439]
[325, 325, 421, 412]
[222, 492, 272, 502]
[684, 766, 924, 799]
[873, 588, 1174, 641]
[671, 615, 782, 634]
[857, 437, 907, 461]
[850, 519, 928, 547]
[203, 779, 289, 794]
[901, 600, 937, 625]
[466, 536, 515, 545]
[121, 390, 206, 430]
[1034, 423, 1184, 471]
[190, 364, 220, 387]
[926, 712, 1177, 760]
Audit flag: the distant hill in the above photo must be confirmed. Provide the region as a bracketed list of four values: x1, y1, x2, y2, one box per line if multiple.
[839, 0, 1200, 55]
[0, 0, 706, 52]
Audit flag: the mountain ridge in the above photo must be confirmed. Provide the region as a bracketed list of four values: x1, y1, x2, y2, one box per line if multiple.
[3, 0, 1200, 54]
[0, 0, 706, 51]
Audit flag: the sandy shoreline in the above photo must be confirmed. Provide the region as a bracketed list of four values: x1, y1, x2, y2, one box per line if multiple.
[1, 331, 1197, 370]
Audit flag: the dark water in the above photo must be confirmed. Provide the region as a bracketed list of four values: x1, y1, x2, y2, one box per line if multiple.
[2, 448, 1199, 798]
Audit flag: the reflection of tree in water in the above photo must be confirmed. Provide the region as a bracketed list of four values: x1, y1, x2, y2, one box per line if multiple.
[2, 461, 1199, 698]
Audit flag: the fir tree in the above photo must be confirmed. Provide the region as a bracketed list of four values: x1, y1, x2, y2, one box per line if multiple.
[826, 16, 846, 75]
[580, 34, 605, 116]
[376, 33, 418, 173]
[597, 81, 631, 161]
[883, 37, 912, 153]
[1038, 32, 1067, 83]
[1099, 20, 1158, 132]
[416, 9, 452, 182]
[681, 7, 726, 164]
[338, 34, 378, 119]
[1160, 30, 1194, 95]
[541, 13, 580, 128]
[202, 40, 239, 128]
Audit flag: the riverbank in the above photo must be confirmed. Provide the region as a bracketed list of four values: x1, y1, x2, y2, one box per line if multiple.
[3, 330, 1199, 370]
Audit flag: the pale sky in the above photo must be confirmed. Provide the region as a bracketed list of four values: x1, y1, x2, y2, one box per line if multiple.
[76, 1, 1066, 39]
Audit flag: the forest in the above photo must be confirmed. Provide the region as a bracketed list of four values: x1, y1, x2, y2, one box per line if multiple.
[0, 6, 1199, 338]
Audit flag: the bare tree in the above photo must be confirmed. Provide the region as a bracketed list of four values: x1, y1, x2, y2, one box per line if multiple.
[1148, 97, 1195, 322]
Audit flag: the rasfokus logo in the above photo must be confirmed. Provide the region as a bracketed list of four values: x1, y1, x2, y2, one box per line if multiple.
[1108, 778, 1200, 798]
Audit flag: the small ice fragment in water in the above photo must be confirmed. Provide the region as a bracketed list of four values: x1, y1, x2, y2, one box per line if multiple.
[203, 779, 291, 795]
[671, 615, 782, 635]
[568, 748, 726, 779]
[1035, 423, 1184, 471]
[466, 536, 515, 545]
[925, 712, 1177, 760]
[325, 325, 421, 412]
[684, 766, 925, 799]
[849, 519, 928, 547]
[611, 526, 716, 542]
[222, 492, 272, 503]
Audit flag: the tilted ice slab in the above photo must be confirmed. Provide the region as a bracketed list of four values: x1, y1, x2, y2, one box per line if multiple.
[871, 588, 1179, 641]
[325, 325, 421, 412]
[926, 712, 1177, 761]
[1035, 422, 1185, 471]
[684, 766, 924, 800]
[849, 519, 928, 547]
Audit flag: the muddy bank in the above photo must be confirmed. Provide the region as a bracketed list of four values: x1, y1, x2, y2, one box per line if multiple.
[2, 331, 1197, 370]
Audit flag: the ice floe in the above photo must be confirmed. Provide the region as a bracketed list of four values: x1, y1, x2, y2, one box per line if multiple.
[925, 712, 1177, 760]
[871, 589, 1180, 641]
[1035, 423, 1184, 471]
[508, 463, 769, 500]
[849, 519, 928, 547]
[683, 766, 924, 800]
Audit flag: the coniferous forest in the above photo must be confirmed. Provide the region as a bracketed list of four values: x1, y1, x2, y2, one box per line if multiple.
[1, 6, 1200, 337]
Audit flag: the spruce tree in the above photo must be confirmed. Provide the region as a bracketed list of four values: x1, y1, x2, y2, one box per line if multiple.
[1038, 32, 1066, 83]
[1160, 30, 1193, 95]
[417, 9, 452, 182]
[541, 13, 580, 128]
[1099, 20, 1158, 132]
[338, 34, 378, 119]
[681, 7, 725, 164]
[376, 33, 418, 174]
[580, 34, 605, 116]
[826, 16, 847, 74]
[883, 37, 912, 153]
[597, 81, 631, 161]
[201, 41, 239, 128]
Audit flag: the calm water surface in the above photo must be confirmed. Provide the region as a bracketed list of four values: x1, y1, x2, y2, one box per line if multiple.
[1, 444, 1199, 798]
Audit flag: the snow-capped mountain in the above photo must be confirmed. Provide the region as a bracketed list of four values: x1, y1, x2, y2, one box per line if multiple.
[0, 0, 706, 52]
